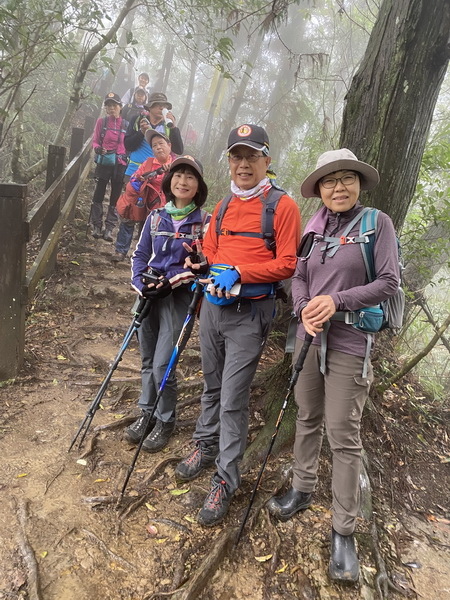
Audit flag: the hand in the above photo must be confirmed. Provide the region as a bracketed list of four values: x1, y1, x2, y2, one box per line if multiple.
[130, 179, 142, 192]
[183, 241, 209, 274]
[208, 267, 240, 299]
[301, 295, 336, 336]
[140, 120, 151, 132]
[94, 147, 106, 155]
[165, 111, 176, 125]
[142, 277, 172, 299]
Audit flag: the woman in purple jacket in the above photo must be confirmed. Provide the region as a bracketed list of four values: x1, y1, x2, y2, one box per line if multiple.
[90, 93, 128, 241]
[267, 149, 400, 583]
[125, 157, 210, 452]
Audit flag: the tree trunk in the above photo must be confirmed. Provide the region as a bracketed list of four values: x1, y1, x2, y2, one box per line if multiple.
[178, 58, 198, 133]
[209, 32, 265, 163]
[15, 0, 138, 183]
[340, 0, 450, 230]
[200, 71, 225, 160]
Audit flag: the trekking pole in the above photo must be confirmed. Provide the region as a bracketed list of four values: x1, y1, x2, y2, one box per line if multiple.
[117, 281, 204, 505]
[68, 295, 153, 453]
[235, 333, 313, 546]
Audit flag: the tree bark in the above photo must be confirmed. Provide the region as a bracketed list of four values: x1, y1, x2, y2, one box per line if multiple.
[178, 58, 198, 134]
[340, 0, 450, 230]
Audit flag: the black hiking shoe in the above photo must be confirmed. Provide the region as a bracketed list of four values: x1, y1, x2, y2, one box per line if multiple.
[92, 225, 102, 239]
[103, 229, 114, 242]
[266, 486, 312, 521]
[123, 413, 156, 444]
[174, 441, 219, 482]
[142, 419, 175, 453]
[197, 474, 233, 527]
[329, 528, 360, 583]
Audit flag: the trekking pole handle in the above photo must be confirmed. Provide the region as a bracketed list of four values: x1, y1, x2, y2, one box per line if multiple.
[290, 333, 313, 387]
[187, 280, 204, 315]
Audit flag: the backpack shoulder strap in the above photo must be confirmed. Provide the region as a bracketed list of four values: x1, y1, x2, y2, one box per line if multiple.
[99, 117, 108, 144]
[149, 209, 163, 236]
[261, 187, 285, 253]
[215, 194, 233, 237]
[359, 208, 379, 282]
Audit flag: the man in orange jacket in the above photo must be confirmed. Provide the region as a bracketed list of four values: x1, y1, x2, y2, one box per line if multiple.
[175, 124, 301, 526]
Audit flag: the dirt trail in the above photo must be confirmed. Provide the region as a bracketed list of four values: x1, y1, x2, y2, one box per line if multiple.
[0, 196, 449, 600]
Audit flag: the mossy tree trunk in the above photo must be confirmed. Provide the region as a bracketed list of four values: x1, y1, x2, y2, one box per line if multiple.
[340, 0, 450, 231]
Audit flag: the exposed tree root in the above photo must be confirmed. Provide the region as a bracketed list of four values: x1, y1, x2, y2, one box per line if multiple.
[80, 528, 136, 570]
[371, 521, 409, 599]
[93, 415, 136, 432]
[78, 431, 99, 458]
[177, 526, 238, 600]
[12, 497, 42, 600]
[44, 464, 65, 494]
[140, 455, 182, 486]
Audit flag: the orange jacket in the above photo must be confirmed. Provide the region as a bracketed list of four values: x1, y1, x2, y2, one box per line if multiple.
[203, 190, 301, 284]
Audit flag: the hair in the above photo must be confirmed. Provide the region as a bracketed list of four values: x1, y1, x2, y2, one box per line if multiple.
[162, 165, 208, 208]
[139, 72, 150, 81]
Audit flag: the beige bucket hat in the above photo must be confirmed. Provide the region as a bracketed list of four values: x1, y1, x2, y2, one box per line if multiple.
[301, 148, 380, 198]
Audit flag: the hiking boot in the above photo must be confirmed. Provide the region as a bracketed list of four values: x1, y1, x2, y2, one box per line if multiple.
[92, 225, 102, 239]
[329, 528, 360, 583]
[103, 229, 114, 242]
[142, 419, 175, 453]
[266, 486, 312, 521]
[197, 474, 233, 527]
[123, 413, 156, 444]
[174, 441, 219, 482]
[112, 250, 126, 263]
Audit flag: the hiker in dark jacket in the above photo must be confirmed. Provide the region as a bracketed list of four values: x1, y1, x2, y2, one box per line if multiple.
[122, 87, 148, 122]
[124, 92, 183, 180]
[124, 156, 210, 453]
[267, 149, 400, 584]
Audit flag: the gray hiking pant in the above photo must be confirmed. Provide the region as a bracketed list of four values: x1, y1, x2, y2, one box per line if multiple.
[137, 286, 192, 423]
[292, 341, 373, 535]
[193, 297, 275, 493]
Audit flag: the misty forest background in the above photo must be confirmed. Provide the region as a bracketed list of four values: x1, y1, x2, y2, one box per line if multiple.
[1, 0, 449, 404]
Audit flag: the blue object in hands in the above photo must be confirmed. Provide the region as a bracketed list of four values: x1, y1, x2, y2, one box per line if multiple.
[211, 267, 240, 293]
[130, 178, 142, 192]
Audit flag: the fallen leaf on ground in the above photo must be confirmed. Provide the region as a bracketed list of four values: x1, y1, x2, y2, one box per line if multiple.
[17, 473, 28, 478]
[255, 554, 273, 562]
[170, 488, 190, 496]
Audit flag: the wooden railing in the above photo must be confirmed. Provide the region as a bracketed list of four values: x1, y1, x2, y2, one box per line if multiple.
[0, 119, 95, 380]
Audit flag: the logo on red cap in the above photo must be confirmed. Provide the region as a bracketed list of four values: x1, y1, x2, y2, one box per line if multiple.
[237, 125, 252, 137]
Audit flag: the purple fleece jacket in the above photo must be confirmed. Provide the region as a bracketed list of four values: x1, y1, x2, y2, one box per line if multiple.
[292, 202, 400, 358]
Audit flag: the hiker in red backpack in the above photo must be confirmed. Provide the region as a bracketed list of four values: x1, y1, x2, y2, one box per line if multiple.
[266, 149, 400, 583]
[125, 157, 210, 452]
[174, 124, 301, 527]
[112, 131, 176, 262]
[90, 93, 128, 241]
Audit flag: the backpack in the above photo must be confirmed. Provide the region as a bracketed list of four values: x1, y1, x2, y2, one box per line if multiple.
[94, 116, 128, 165]
[215, 186, 286, 255]
[359, 208, 405, 332]
[322, 206, 404, 332]
[150, 208, 210, 248]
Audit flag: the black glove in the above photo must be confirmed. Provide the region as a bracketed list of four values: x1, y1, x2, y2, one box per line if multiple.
[94, 147, 104, 155]
[188, 242, 209, 275]
[142, 277, 172, 299]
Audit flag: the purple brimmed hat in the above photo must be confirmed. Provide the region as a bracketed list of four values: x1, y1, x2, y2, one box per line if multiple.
[301, 148, 379, 198]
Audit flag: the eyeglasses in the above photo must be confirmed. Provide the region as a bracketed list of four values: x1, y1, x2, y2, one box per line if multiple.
[228, 153, 265, 164]
[320, 173, 357, 189]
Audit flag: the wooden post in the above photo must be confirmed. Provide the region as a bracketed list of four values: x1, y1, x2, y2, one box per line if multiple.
[41, 144, 66, 272]
[0, 184, 27, 380]
[67, 127, 84, 218]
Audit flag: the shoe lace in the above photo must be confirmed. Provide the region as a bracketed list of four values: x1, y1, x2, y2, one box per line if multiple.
[184, 443, 204, 467]
[204, 479, 227, 510]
